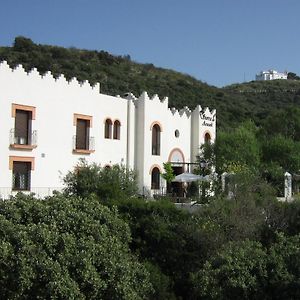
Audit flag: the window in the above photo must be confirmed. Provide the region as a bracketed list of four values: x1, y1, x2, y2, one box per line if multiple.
[76, 119, 90, 150]
[204, 132, 211, 143]
[113, 120, 121, 140]
[13, 162, 31, 191]
[9, 156, 35, 191]
[152, 124, 161, 155]
[73, 114, 94, 153]
[105, 119, 112, 139]
[11, 104, 36, 149]
[151, 167, 160, 189]
[15, 110, 31, 144]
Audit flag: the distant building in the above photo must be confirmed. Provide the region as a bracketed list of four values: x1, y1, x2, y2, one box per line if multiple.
[256, 70, 287, 81]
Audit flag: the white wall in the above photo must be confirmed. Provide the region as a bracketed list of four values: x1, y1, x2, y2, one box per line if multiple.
[0, 61, 217, 198]
[0, 61, 128, 194]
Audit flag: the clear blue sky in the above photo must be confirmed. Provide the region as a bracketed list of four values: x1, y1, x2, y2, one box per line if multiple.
[1, 0, 299, 87]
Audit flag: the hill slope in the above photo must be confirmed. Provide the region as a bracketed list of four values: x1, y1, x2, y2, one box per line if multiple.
[1, 37, 300, 128]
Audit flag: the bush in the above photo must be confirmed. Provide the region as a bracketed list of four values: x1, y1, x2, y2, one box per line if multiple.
[63, 159, 138, 201]
[0, 193, 152, 299]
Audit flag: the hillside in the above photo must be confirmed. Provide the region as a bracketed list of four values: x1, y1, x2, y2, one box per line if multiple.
[1, 36, 300, 128]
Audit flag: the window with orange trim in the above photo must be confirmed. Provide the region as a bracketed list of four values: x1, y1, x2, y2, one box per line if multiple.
[113, 120, 121, 140]
[73, 114, 94, 153]
[11, 104, 37, 149]
[12, 161, 31, 191]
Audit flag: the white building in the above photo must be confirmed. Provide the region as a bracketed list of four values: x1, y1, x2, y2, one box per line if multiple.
[256, 69, 287, 81]
[0, 61, 216, 199]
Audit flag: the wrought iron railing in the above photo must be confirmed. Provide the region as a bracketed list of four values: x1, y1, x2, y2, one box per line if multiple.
[72, 136, 95, 151]
[0, 187, 64, 200]
[10, 129, 37, 146]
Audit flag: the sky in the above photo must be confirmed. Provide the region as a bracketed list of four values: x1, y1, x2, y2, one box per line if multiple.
[0, 0, 299, 87]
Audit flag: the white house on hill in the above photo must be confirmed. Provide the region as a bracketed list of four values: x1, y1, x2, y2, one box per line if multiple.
[0, 61, 216, 199]
[256, 69, 287, 81]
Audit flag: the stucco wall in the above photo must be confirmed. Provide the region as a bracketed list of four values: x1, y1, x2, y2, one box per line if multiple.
[0, 61, 128, 194]
[0, 61, 216, 198]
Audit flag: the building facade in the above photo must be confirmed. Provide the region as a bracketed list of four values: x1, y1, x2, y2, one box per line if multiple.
[256, 69, 287, 81]
[0, 61, 216, 199]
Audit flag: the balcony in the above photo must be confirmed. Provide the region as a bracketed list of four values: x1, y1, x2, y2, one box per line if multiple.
[72, 135, 95, 154]
[9, 129, 37, 150]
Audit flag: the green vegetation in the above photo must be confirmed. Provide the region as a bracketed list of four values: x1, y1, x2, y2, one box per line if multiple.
[1, 162, 300, 299]
[197, 107, 300, 195]
[2, 37, 300, 298]
[2, 36, 300, 128]
[0, 193, 151, 299]
[63, 159, 138, 200]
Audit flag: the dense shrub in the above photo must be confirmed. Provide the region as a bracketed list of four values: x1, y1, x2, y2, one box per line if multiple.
[63, 159, 138, 200]
[0, 193, 152, 299]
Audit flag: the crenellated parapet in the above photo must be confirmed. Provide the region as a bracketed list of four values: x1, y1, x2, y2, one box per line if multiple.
[137, 91, 169, 106]
[0, 60, 101, 93]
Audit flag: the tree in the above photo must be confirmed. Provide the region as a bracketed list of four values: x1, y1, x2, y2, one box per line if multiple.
[262, 106, 300, 141]
[266, 233, 300, 299]
[0, 193, 152, 299]
[192, 240, 268, 299]
[63, 159, 138, 200]
[214, 121, 260, 174]
[13, 36, 36, 52]
[161, 162, 175, 184]
[287, 72, 300, 80]
[262, 135, 300, 172]
[192, 234, 300, 300]
[109, 197, 204, 299]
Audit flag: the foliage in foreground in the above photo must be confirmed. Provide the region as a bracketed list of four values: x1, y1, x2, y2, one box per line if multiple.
[192, 235, 300, 300]
[61, 160, 300, 299]
[2, 161, 300, 299]
[0, 193, 151, 299]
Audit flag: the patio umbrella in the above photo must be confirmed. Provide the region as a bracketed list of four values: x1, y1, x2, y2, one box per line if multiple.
[172, 172, 202, 183]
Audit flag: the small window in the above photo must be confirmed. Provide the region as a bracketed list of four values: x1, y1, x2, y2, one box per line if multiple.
[113, 120, 121, 140]
[13, 161, 31, 191]
[151, 167, 160, 189]
[175, 130, 180, 138]
[105, 119, 113, 139]
[152, 124, 161, 155]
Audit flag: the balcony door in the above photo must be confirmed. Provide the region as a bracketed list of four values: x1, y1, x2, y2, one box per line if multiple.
[76, 119, 90, 150]
[15, 110, 32, 145]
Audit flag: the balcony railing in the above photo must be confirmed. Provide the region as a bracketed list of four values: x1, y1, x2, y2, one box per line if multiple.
[72, 135, 95, 153]
[10, 129, 37, 148]
[0, 187, 64, 200]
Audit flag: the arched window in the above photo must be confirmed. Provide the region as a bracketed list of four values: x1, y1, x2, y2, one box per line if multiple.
[151, 167, 160, 189]
[113, 120, 121, 140]
[204, 132, 211, 143]
[152, 124, 161, 155]
[104, 119, 112, 139]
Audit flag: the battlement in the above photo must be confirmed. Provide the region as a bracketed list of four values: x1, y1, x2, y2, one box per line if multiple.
[137, 91, 169, 105]
[0, 60, 101, 93]
[192, 104, 216, 119]
[0, 60, 216, 120]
